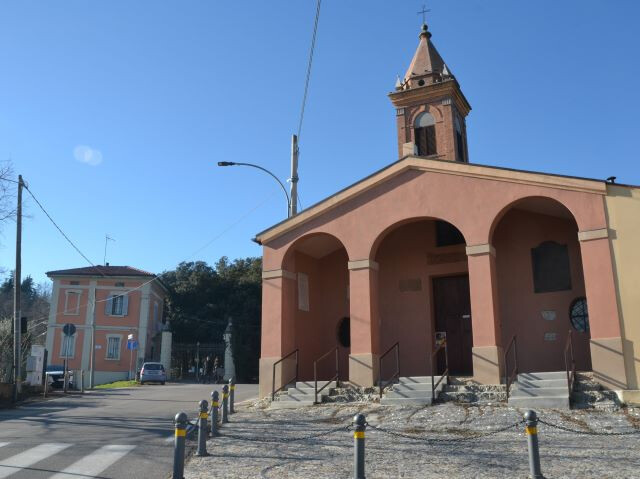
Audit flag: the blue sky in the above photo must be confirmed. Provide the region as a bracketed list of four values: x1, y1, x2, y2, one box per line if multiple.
[1, 1, 639, 284]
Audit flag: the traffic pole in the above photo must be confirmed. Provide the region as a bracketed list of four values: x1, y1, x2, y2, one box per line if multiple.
[353, 413, 366, 479]
[524, 410, 544, 478]
[196, 400, 209, 456]
[229, 377, 235, 414]
[210, 390, 219, 437]
[222, 384, 229, 424]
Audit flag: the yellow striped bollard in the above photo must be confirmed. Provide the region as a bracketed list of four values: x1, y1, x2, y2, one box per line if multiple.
[210, 390, 219, 437]
[222, 384, 229, 424]
[524, 410, 544, 478]
[173, 412, 188, 479]
[353, 413, 366, 479]
[229, 378, 235, 414]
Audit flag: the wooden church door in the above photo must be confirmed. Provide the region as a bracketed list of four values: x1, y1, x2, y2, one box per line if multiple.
[433, 275, 473, 375]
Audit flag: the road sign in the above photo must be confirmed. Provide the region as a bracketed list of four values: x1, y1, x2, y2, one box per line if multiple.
[63, 323, 76, 336]
[127, 339, 138, 351]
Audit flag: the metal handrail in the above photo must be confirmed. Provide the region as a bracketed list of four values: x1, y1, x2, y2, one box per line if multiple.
[431, 340, 449, 401]
[378, 342, 400, 398]
[504, 335, 518, 400]
[564, 330, 576, 398]
[271, 349, 299, 401]
[313, 345, 340, 404]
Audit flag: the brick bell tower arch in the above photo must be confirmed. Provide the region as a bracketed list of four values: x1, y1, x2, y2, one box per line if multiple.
[389, 22, 471, 163]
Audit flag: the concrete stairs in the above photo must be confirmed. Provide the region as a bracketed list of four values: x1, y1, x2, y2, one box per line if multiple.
[572, 372, 622, 410]
[381, 376, 448, 406]
[439, 379, 507, 404]
[270, 381, 337, 409]
[508, 371, 570, 409]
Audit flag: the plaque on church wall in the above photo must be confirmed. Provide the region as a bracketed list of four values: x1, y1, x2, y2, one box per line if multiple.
[399, 278, 422, 292]
[543, 332, 557, 341]
[541, 310, 556, 321]
[298, 273, 309, 312]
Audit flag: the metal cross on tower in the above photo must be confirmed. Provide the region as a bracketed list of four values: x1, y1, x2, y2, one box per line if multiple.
[417, 4, 430, 25]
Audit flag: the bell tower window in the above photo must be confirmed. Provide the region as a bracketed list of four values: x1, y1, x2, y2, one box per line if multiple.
[414, 112, 437, 156]
[455, 116, 466, 162]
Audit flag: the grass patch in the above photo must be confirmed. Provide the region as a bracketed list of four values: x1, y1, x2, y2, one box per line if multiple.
[94, 380, 140, 389]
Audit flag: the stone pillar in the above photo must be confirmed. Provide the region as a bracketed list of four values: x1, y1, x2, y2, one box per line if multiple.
[223, 319, 236, 381]
[258, 269, 297, 398]
[466, 244, 503, 384]
[160, 329, 172, 379]
[348, 260, 380, 388]
[578, 229, 628, 390]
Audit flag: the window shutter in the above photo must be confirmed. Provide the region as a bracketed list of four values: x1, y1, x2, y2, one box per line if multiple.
[122, 295, 129, 316]
[105, 296, 113, 316]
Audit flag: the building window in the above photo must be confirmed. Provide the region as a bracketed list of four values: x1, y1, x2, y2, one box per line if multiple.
[455, 116, 466, 162]
[414, 112, 437, 156]
[298, 273, 309, 312]
[115, 282, 125, 287]
[531, 241, 572, 293]
[435, 221, 465, 247]
[105, 293, 128, 316]
[60, 333, 76, 359]
[64, 290, 81, 315]
[106, 336, 121, 360]
[569, 297, 589, 333]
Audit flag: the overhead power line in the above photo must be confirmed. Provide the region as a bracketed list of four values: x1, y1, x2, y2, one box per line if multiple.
[296, 0, 322, 141]
[23, 183, 106, 277]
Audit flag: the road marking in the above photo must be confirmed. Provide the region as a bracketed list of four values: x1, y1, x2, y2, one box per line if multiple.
[50, 444, 136, 479]
[0, 443, 71, 479]
[0, 444, 8, 449]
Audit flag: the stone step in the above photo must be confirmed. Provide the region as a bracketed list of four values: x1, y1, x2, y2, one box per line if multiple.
[510, 387, 569, 398]
[514, 379, 568, 389]
[393, 382, 439, 392]
[517, 371, 567, 381]
[384, 390, 436, 399]
[508, 395, 570, 409]
[397, 376, 442, 385]
[295, 381, 337, 389]
[380, 397, 434, 406]
[287, 386, 331, 397]
[269, 398, 315, 409]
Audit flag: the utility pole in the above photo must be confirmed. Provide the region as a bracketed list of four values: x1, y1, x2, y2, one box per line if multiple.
[13, 175, 24, 403]
[89, 289, 96, 389]
[289, 134, 299, 217]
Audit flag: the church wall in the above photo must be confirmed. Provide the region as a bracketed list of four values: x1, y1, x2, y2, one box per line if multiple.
[605, 185, 640, 400]
[494, 209, 589, 373]
[376, 221, 467, 377]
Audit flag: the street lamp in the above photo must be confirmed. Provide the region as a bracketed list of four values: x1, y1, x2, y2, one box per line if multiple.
[217, 161, 291, 218]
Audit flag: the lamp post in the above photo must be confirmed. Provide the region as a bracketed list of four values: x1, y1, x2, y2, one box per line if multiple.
[217, 161, 292, 218]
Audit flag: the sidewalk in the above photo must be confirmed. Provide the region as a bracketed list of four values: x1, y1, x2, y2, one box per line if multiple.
[185, 401, 640, 478]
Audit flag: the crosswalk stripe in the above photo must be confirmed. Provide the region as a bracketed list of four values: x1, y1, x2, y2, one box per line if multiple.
[0, 443, 70, 479]
[0, 444, 8, 449]
[49, 444, 136, 479]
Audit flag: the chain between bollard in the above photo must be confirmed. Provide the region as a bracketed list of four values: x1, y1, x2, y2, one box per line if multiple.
[537, 418, 640, 436]
[365, 419, 524, 443]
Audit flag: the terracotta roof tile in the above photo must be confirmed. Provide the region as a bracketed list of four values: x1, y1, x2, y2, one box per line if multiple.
[46, 265, 156, 277]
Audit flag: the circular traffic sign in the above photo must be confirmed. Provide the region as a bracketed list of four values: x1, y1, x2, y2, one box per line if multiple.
[63, 323, 76, 336]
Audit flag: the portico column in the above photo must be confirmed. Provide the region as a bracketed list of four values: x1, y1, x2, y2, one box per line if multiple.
[466, 244, 503, 384]
[258, 269, 297, 398]
[348, 259, 380, 388]
[578, 228, 628, 390]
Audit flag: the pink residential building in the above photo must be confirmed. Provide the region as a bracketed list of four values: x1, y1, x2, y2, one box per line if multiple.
[45, 265, 171, 386]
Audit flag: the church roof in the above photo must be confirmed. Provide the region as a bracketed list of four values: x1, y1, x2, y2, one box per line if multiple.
[47, 265, 156, 277]
[254, 157, 615, 245]
[403, 24, 448, 83]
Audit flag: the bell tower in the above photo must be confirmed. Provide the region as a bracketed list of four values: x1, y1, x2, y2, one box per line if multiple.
[389, 22, 471, 162]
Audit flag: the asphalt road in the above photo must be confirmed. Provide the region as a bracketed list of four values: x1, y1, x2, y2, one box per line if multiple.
[0, 383, 258, 478]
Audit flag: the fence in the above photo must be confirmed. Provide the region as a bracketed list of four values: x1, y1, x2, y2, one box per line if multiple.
[171, 382, 640, 479]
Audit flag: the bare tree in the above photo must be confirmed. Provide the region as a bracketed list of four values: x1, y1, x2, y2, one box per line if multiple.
[0, 160, 16, 228]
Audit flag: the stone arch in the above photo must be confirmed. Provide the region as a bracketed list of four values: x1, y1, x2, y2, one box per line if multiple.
[281, 231, 350, 271]
[368, 216, 467, 261]
[409, 103, 444, 125]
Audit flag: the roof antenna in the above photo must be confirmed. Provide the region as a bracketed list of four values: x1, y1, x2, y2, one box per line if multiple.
[104, 234, 115, 266]
[606, 176, 617, 184]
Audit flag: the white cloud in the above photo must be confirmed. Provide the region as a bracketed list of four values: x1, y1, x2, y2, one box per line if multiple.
[73, 145, 103, 166]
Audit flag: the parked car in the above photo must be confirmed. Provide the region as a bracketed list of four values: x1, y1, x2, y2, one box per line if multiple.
[139, 362, 166, 385]
[45, 365, 74, 389]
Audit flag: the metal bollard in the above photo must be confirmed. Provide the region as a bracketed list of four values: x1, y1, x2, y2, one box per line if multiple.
[173, 412, 188, 479]
[222, 384, 229, 424]
[524, 410, 544, 479]
[229, 377, 235, 414]
[210, 391, 219, 437]
[353, 413, 366, 479]
[196, 400, 209, 456]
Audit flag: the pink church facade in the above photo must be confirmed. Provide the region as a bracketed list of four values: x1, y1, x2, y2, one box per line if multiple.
[256, 23, 640, 402]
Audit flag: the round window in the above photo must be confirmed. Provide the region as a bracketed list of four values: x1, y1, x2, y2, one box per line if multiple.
[569, 297, 589, 333]
[337, 317, 350, 348]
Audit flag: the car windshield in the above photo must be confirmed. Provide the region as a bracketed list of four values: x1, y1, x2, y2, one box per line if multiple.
[143, 364, 163, 370]
[46, 365, 64, 372]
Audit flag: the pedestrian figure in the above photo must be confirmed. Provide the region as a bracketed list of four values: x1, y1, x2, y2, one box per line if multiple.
[213, 356, 220, 383]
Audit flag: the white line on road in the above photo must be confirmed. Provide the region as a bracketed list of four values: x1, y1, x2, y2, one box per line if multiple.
[49, 444, 136, 479]
[0, 444, 8, 449]
[0, 443, 71, 479]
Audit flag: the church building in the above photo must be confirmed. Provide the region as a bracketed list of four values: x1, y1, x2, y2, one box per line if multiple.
[256, 22, 640, 404]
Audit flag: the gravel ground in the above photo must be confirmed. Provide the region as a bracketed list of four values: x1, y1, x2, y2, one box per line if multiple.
[184, 400, 640, 479]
